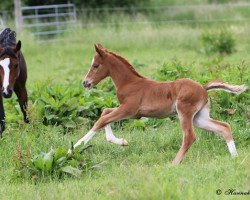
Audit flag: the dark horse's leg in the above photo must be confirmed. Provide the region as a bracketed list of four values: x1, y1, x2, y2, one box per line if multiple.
[14, 83, 29, 123]
[15, 51, 29, 123]
[0, 95, 5, 137]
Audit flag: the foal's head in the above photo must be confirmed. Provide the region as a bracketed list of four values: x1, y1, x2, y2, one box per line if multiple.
[0, 41, 21, 98]
[83, 44, 109, 89]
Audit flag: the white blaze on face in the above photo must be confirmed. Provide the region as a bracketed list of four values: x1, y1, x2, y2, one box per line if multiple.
[91, 57, 94, 66]
[0, 58, 10, 94]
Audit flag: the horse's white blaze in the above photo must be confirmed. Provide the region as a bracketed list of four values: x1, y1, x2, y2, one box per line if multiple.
[91, 57, 94, 66]
[0, 58, 10, 94]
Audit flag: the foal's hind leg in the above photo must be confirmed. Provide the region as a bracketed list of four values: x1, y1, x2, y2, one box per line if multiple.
[172, 103, 198, 165]
[193, 104, 238, 156]
[14, 84, 29, 123]
[101, 108, 128, 146]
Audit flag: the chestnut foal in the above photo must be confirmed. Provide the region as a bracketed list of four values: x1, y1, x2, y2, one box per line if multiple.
[71, 44, 247, 165]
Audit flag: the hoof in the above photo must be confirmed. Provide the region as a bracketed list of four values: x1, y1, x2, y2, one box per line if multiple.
[121, 139, 128, 146]
[171, 160, 180, 166]
[231, 153, 238, 158]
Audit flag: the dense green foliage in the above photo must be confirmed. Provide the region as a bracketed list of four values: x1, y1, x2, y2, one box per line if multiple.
[14, 144, 99, 180]
[201, 30, 235, 55]
[29, 81, 117, 130]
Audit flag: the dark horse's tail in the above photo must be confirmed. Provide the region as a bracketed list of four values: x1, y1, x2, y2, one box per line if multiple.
[0, 28, 16, 46]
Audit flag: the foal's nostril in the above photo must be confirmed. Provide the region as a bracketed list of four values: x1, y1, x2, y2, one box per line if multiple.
[2, 87, 13, 98]
[8, 89, 13, 96]
[83, 80, 92, 88]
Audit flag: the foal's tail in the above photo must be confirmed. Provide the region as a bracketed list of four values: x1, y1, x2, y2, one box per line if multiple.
[204, 80, 248, 94]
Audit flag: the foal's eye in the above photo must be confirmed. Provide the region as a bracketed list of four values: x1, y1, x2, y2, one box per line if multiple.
[14, 64, 18, 68]
[93, 64, 99, 69]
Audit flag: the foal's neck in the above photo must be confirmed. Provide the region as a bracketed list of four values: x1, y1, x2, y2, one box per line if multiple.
[106, 54, 144, 90]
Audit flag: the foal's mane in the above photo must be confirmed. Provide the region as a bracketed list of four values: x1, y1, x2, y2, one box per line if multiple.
[0, 28, 16, 48]
[107, 50, 144, 78]
[0, 28, 17, 58]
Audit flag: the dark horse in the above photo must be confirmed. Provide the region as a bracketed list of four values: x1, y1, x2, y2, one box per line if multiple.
[0, 28, 28, 136]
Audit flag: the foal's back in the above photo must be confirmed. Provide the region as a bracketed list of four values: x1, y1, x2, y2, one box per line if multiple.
[135, 78, 208, 118]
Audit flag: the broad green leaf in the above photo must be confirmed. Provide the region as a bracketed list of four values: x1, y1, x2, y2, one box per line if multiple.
[64, 120, 77, 128]
[43, 149, 55, 172]
[56, 157, 67, 166]
[61, 166, 82, 177]
[32, 153, 46, 171]
[54, 147, 67, 161]
[66, 159, 79, 168]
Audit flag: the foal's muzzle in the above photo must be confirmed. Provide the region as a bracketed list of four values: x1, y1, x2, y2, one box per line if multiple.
[83, 80, 92, 89]
[2, 87, 13, 98]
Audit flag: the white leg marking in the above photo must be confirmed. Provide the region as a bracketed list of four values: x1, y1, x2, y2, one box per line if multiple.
[194, 107, 222, 135]
[227, 140, 238, 157]
[105, 124, 128, 146]
[194, 107, 209, 126]
[195, 106, 238, 157]
[74, 130, 96, 148]
[0, 58, 10, 94]
[68, 130, 96, 154]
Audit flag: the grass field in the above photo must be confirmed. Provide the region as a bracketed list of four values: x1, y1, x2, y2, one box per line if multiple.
[0, 10, 250, 200]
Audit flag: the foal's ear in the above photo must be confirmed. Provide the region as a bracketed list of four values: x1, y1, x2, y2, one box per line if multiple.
[94, 44, 105, 57]
[97, 43, 104, 49]
[15, 40, 21, 52]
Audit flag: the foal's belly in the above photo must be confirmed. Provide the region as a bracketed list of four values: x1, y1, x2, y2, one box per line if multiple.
[136, 102, 176, 118]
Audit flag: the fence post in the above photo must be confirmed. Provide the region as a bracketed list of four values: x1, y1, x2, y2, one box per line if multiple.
[15, 0, 23, 32]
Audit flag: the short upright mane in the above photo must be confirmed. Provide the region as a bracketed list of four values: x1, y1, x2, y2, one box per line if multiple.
[0, 28, 17, 48]
[107, 50, 144, 78]
[0, 28, 18, 58]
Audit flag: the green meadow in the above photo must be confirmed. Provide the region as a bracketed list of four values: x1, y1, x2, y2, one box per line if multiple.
[0, 4, 250, 200]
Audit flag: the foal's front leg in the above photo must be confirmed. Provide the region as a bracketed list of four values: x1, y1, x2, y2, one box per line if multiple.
[14, 84, 29, 123]
[102, 108, 128, 146]
[0, 95, 5, 136]
[71, 105, 132, 151]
